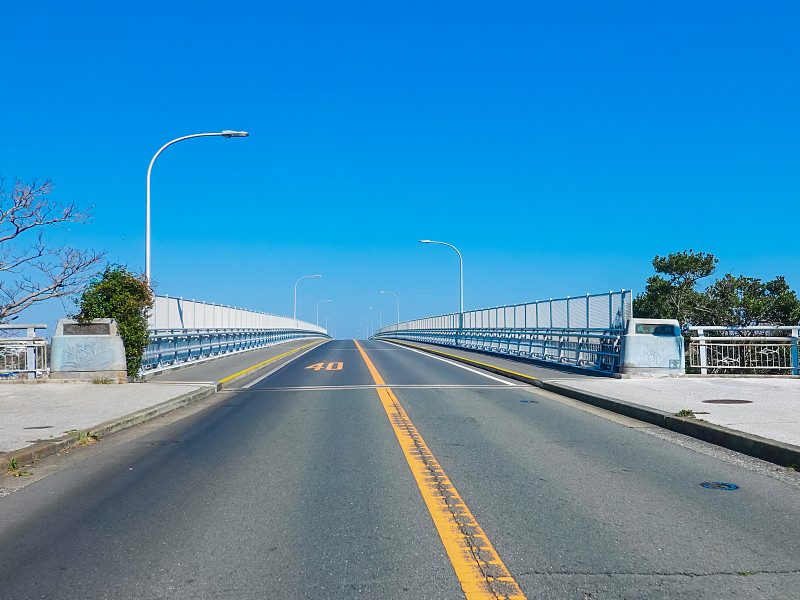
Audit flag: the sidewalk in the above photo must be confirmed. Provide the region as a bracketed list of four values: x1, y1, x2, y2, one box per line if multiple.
[0, 338, 325, 468]
[383, 339, 800, 468]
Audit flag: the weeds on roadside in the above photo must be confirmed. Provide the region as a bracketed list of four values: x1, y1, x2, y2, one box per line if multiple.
[5, 458, 32, 477]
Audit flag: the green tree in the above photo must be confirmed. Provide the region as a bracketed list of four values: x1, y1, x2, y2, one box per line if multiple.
[635, 250, 800, 329]
[73, 265, 154, 377]
[633, 250, 718, 326]
[702, 274, 800, 328]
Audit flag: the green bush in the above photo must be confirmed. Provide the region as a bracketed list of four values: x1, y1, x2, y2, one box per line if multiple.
[73, 265, 154, 377]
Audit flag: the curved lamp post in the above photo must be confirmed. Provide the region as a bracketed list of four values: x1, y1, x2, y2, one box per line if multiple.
[363, 316, 374, 337]
[294, 275, 322, 319]
[146, 130, 248, 284]
[419, 240, 463, 314]
[325, 312, 338, 331]
[379, 291, 400, 325]
[316, 299, 333, 326]
[369, 306, 382, 329]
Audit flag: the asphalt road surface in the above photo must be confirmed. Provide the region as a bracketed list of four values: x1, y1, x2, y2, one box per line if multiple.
[1, 339, 799, 599]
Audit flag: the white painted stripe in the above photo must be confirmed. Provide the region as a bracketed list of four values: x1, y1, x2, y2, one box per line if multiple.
[384, 341, 517, 386]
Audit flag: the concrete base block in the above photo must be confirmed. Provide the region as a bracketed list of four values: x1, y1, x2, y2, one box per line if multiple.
[49, 370, 128, 384]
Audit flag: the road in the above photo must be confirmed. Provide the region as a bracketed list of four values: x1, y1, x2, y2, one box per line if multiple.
[1, 339, 799, 599]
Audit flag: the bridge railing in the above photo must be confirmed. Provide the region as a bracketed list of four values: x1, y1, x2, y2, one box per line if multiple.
[143, 295, 329, 375]
[372, 291, 632, 373]
[142, 327, 327, 375]
[0, 324, 48, 380]
[688, 326, 799, 375]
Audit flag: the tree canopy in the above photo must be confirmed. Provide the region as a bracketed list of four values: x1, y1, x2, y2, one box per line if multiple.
[633, 250, 800, 328]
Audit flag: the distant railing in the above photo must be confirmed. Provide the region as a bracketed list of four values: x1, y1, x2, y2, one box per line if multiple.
[143, 295, 329, 375]
[377, 327, 622, 372]
[688, 326, 799, 375]
[373, 291, 631, 373]
[142, 327, 328, 375]
[149, 295, 326, 333]
[0, 324, 48, 379]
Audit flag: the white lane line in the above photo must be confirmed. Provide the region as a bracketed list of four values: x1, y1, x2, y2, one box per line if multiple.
[385, 341, 517, 386]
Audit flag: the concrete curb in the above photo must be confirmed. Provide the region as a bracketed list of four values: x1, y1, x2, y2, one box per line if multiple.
[384, 339, 800, 469]
[2, 384, 218, 470]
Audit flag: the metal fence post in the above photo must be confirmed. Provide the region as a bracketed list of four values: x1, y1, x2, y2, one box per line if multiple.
[792, 327, 799, 376]
[698, 328, 708, 374]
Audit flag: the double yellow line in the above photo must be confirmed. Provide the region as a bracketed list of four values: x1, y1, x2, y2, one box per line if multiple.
[354, 340, 527, 600]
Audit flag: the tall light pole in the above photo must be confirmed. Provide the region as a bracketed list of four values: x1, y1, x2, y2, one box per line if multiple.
[294, 275, 322, 320]
[316, 299, 332, 326]
[379, 291, 399, 325]
[369, 306, 382, 328]
[364, 316, 374, 337]
[325, 312, 338, 331]
[419, 240, 463, 314]
[146, 130, 248, 284]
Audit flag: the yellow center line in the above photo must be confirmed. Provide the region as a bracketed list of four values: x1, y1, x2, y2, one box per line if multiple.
[354, 340, 527, 600]
[216, 340, 325, 384]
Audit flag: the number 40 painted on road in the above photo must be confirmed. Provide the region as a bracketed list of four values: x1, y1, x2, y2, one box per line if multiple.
[305, 362, 343, 371]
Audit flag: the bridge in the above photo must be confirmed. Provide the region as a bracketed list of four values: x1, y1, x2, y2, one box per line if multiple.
[2, 288, 799, 600]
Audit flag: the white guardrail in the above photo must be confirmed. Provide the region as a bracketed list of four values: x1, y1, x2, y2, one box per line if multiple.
[142, 296, 329, 375]
[689, 326, 799, 375]
[0, 324, 48, 379]
[372, 291, 632, 373]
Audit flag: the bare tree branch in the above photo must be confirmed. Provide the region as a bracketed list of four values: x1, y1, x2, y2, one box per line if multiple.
[0, 177, 106, 323]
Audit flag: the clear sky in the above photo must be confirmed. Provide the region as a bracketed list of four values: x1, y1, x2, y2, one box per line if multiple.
[2, 1, 798, 339]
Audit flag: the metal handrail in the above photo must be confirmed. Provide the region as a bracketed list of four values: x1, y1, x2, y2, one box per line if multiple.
[688, 326, 799, 375]
[373, 326, 623, 373]
[142, 327, 329, 375]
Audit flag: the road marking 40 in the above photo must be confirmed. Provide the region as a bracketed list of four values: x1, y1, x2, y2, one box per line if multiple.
[305, 362, 343, 371]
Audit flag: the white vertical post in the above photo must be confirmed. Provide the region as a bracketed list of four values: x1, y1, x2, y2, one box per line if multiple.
[698, 328, 708, 375]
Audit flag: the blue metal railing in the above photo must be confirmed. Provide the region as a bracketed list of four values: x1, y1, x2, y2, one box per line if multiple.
[373, 327, 622, 373]
[372, 290, 631, 373]
[142, 327, 329, 374]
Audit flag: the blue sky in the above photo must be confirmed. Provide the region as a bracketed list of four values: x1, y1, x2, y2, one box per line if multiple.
[2, 1, 798, 339]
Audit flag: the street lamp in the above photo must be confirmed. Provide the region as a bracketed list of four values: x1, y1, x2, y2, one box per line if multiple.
[369, 306, 382, 328]
[379, 291, 400, 325]
[325, 312, 338, 331]
[294, 275, 322, 320]
[419, 240, 463, 314]
[317, 299, 333, 326]
[364, 316, 374, 337]
[146, 130, 248, 284]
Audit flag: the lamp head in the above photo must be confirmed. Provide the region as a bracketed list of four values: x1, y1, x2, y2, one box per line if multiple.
[418, 239, 431, 243]
[221, 130, 249, 138]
